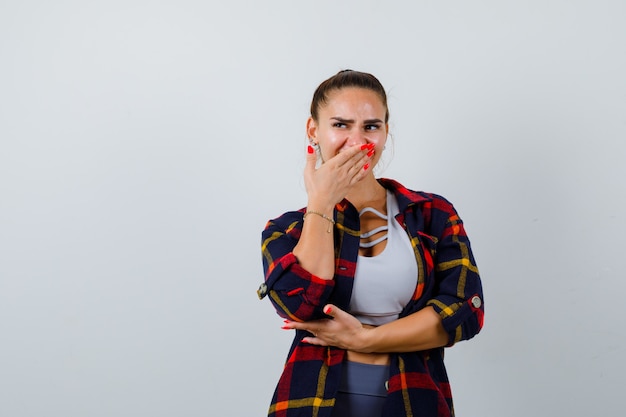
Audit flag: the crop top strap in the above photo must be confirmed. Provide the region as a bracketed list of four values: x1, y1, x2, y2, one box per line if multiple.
[358, 207, 389, 248]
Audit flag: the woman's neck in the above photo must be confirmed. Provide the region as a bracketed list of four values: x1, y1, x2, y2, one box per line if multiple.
[345, 176, 387, 213]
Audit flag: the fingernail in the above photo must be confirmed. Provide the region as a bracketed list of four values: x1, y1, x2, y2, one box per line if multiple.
[363, 163, 369, 171]
[281, 325, 292, 330]
[367, 149, 374, 157]
[360, 144, 368, 150]
[307, 145, 314, 154]
[367, 143, 375, 150]
[324, 305, 332, 314]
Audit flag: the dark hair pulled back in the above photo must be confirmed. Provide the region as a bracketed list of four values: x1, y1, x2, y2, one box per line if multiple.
[310, 69, 389, 123]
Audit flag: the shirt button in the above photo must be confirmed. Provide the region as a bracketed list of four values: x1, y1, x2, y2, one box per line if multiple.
[257, 283, 268, 300]
[471, 295, 482, 308]
[385, 380, 389, 391]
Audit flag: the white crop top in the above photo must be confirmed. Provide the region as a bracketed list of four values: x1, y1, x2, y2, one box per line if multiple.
[349, 191, 418, 326]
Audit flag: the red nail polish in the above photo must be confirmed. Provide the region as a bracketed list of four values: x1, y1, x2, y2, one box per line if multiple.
[324, 305, 332, 314]
[363, 163, 369, 171]
[367, 149, 374, 157]
[367, 143, 375, 150]
[307, 145, 314, 154]
[281, 325, 291, 330]
[360, 144, 368, 150]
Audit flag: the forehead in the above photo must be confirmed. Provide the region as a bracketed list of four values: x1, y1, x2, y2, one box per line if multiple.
[321, 87, 386, 115]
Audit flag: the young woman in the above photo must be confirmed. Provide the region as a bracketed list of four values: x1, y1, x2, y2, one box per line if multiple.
[258, 70, 484, 417]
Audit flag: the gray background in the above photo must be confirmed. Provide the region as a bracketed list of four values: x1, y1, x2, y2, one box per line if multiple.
[1, 1, 624, 416]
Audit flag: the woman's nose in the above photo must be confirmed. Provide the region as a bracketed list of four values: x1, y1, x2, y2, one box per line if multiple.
[347, 132, 368, 146]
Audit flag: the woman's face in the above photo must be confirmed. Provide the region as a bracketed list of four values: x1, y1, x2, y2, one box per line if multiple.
[307, 87, 388, 166]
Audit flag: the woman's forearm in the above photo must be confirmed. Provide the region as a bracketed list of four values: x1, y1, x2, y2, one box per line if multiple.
[292, 202, 336, 280]
[357, 306, 449, 353]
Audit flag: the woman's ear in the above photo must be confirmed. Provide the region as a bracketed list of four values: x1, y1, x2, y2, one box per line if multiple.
[306, 117, 317, 141]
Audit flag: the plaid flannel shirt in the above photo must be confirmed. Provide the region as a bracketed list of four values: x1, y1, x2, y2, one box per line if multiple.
[258, 178, 484, 417]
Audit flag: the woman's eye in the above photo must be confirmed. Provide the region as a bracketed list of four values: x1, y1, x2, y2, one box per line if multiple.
[365, 124, 380, 131]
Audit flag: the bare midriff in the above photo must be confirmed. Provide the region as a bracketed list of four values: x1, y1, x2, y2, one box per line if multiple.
[346, 324, 390, 365]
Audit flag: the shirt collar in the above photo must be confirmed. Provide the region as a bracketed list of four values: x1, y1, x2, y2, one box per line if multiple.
[377, 178, 432, 211]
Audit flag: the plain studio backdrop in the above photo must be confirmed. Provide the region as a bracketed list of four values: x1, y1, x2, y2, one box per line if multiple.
[1, 1, 624, 416]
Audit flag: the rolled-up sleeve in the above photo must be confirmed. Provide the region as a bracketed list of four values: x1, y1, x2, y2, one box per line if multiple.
[259, 213, 335, 321]
[425, 199, 484, 346]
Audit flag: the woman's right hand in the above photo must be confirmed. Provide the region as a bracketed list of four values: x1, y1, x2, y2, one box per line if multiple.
[304, 143, 374, 211]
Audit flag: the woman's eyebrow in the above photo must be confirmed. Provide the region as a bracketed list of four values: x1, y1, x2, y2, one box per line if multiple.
[330, 117, 354, 123]
[330, 117, 383, 124]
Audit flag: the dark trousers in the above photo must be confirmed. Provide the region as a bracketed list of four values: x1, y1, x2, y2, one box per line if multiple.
[330, 361, 388, 417]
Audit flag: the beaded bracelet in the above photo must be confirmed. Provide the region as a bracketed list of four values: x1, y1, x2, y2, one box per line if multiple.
[303, 210, 335, 233]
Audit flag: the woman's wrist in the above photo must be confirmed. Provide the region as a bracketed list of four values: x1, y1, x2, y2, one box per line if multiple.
[303, 210, 335, 233]
[350, 327, 376, 353]
[305, 200, 335, 216]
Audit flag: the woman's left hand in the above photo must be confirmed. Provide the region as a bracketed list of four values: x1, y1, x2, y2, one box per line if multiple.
[281, 304, 369, 350]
